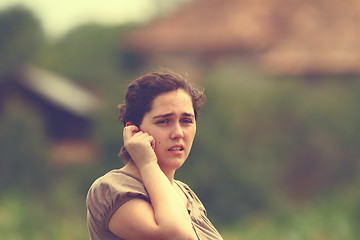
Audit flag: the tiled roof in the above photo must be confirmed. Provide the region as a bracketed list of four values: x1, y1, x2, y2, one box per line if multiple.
[20, 65, 99, 117]
[127, 0, 360, 75]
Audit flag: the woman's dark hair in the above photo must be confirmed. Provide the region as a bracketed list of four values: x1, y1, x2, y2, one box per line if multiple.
[118, 71, 206, 161]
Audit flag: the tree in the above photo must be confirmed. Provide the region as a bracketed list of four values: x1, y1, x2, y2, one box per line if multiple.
[0, 99, 49, 190]
[0, 5, 44, 78]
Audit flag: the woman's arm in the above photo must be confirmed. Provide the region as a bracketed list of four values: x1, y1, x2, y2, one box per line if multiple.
[108, 125, 196, 240]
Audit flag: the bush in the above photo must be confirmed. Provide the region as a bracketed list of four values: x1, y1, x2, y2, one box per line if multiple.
[179, 65, 360, 225]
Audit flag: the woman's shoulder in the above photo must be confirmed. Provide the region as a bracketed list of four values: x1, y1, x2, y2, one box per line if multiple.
[100, 169, 143, 186]
[87, 169, 149, 209]
[88, 169, 146, 195]
[86, 169, 150, 238]
[86, 169, 150, 226]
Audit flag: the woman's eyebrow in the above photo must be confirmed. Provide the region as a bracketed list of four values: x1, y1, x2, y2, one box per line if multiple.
[153, 113, 173, 119]
[182, 113, 195, 117]
[153, 113, 194, 119]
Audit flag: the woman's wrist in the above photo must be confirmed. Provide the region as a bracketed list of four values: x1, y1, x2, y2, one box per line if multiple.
[137, 160, 161, 177]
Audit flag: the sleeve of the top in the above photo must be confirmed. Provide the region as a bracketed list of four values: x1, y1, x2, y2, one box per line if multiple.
[86, 172, 150, 233]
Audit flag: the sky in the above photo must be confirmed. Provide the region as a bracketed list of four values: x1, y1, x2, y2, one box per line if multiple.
[0, 0, 184, 39]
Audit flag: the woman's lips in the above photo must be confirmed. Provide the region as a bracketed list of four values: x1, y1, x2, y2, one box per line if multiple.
[168, 145, 184, 151]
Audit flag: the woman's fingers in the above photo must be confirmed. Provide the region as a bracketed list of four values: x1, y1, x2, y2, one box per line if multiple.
[123, 126, 157, 167]
[123, 125, 140, 140]
[149, 135, 155, 150]
[123, 126, 154, 149]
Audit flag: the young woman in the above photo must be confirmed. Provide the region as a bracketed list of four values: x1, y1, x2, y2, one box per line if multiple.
[86, 72, 223, 240]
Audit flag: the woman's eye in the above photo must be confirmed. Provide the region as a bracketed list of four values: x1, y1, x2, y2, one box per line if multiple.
[155, 119, 169, 125]
[181, 118, 194, 124]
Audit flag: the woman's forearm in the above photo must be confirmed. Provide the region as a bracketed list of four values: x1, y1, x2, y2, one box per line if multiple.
[139, 162, 196, 239]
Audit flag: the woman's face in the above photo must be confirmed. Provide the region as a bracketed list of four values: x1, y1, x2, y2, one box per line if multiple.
[139, 89, 196, 172]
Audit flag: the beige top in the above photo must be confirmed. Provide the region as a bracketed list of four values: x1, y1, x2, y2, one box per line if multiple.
[86, 169, 223, 240]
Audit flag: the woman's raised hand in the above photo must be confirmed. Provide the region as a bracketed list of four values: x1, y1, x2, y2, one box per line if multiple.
[123, 125, 157, 169]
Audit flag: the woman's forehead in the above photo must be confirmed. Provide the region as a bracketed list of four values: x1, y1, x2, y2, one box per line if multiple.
[149, 89, 194, 114]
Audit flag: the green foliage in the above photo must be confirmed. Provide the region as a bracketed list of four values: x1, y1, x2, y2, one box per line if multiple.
[0, 187, 88, 240]
[221, 183, 360, 240]
[0, 5, 44, 78]
[179, 65, 360, 225]
[35, 23, 135, 86]
[0, 98, 50, 190]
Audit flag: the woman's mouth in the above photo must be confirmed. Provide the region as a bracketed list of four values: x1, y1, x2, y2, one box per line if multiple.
[168, 145, 184, 151]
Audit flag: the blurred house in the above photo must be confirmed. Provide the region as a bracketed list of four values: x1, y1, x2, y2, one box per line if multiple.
[126, 0, 360, 76]
[0, 65, 99, 167]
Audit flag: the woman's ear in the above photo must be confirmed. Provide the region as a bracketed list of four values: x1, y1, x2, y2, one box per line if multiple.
[125, 122, 134, 127]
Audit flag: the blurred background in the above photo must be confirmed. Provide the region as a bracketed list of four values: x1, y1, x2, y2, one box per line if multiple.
[1, 0, 360, 239]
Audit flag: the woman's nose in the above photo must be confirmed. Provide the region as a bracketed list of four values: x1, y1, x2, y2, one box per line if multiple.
[170, 123, 184, 139]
